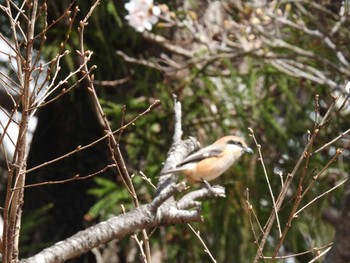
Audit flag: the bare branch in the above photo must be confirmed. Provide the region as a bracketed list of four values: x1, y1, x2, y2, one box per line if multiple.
[249, 128, 281, 237]
[19, 138, 222, 262]
[324, 178, 350, 263]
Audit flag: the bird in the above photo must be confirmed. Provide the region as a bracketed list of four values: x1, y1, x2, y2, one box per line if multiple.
[161, 135, 253, 184]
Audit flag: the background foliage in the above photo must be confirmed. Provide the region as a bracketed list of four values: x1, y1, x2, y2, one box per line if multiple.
[1, 0, 349, 262]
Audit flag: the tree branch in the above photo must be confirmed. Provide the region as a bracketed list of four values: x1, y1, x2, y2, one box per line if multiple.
[323, 177, 350, 263]
[19, 97, 224, 262]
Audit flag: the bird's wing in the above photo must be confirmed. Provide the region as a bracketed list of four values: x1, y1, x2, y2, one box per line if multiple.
[177, 144, 223, 166]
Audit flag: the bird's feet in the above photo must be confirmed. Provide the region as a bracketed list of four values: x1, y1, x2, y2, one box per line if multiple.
[200, 179, 226, 197]
[201, 179, 212, 189]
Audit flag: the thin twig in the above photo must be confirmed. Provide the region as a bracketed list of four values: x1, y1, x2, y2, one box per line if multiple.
[139, 171, 157, 189]
[246, 188, 265, 261]
[313, 128, 350, 154]
[294, 178, 347, 217]
[249, 128, 282, 237]
[272, 95, 322, 259]
[300, 149, 343, 201]
[25, 100, 160, 175]
[253, 128, 318, 263]
[13, 164, 117, 190]
[308, 246, 332, 263]
[142, 32, 194, 58]
[263, 243, 332, 260]
[77, 2, 154, 261]
[131, 235, 147, 263]
[187, 224, 217, 263]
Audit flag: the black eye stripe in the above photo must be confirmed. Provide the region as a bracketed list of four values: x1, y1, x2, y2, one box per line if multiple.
[227, 140, 243, 147]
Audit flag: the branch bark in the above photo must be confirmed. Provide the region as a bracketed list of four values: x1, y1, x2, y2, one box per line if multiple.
[20, 169, 225, 263]
[19, 97, 225, 262]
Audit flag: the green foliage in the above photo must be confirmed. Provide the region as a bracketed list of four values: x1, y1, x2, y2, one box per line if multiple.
[20, 204, 54, 254]
[11, 0, 348, 261]
[87, 175, 155, 220]
[85, 0, 348, 259]
[86, 177, 129, 219]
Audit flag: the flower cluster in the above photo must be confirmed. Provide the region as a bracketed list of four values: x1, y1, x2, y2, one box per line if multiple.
[124, 0, 160, 32]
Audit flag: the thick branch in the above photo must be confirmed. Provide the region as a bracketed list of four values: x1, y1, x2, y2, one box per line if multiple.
[20, 178, 218, 262]
[20, 96, 224, 262]
[19, 202, 196, 263]
[154, 96, 199, 196]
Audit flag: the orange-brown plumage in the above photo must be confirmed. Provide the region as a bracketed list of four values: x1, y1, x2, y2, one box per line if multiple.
[162, 135, 252, 183]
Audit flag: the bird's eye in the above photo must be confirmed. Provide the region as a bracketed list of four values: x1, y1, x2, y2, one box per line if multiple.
[228, 140, 243, 147]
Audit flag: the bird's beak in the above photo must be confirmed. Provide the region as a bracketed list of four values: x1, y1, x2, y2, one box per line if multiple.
[244, 147, 253, 154]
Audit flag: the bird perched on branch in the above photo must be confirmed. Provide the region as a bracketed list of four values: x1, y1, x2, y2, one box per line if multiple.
[161, 135, 253, 184]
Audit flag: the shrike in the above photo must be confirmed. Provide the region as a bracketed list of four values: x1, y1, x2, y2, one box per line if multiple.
[161, 135, 253, 184]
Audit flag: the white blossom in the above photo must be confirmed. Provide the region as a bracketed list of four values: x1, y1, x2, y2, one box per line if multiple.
[125, 0, 160, 32]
